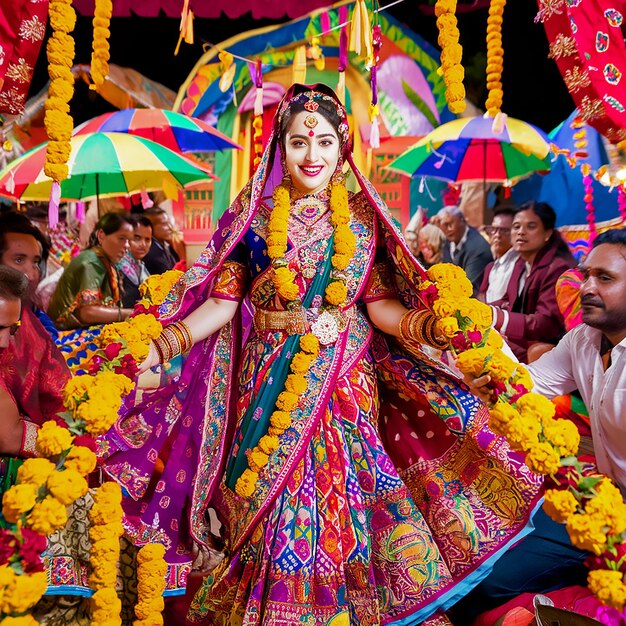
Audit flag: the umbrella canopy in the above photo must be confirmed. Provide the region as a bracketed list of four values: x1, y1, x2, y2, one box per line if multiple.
[388, 115, 553, 183]
[0, 132, 212, 201]
[73, 108, 241, 153]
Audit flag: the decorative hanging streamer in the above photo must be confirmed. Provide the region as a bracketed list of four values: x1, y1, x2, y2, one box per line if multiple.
[491, 111, 507, 134]
[320, 11, 331, 35]
[252, 59, 264, 171]
[48, 181, 61, 229]
[485, 0, 506, 115]
[618, 185, 626, 224]
[572, 115, 596, 246]
[140, 189, 154, 209]
[218, 51, 236, 93]
[91, 0, 113, 89]
[307, 36, 325, 71]
[435, 0, 466, 114]
[174, 0, 194, 56]
[252, 59, 264, 116]
[75, 201, 85, 224]
[6, 170, 15, 195]
[369, 24, 382, 148]
[337, 7, 349, 104]
[292, 45, 308, 85]
[349, 0, 374, 63]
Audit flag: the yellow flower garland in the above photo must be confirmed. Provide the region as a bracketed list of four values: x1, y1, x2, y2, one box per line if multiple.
[44, 0, 77, 182]
[435, 0, 466, 115]
[234, 180, 355, 498]
[90, 0, 113, 90]
[485, 0, 506, 115]
[89, 482, 124, 626]
[133, 544, 168, 626]
[421, 261, 626, 610]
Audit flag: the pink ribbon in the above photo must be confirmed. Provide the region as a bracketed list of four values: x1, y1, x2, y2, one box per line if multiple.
[48, 181, 61, 229]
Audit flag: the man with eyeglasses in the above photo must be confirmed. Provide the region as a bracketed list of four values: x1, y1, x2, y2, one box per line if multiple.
[479, 207, 519, 304]
[0, 265, 70, 459]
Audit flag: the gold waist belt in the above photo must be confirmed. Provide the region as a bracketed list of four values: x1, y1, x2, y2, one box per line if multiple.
[253, 307, 356, 344]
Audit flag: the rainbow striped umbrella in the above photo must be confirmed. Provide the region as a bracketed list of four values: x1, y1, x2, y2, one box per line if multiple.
[388, 114, 553, 183]
[0, 132, 212, 201]
[74, 108, 241, 153]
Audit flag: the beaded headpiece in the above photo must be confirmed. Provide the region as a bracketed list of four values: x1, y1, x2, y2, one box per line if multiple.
[277, 88, 349, 146]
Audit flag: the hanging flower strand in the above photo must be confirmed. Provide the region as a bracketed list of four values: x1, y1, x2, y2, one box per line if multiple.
[571, 116, 597, 247]
[435, 0, 466, 115]
[485, 0, 506, 115]
[90, 0, 113, 90]
[44, 0, 77, 183]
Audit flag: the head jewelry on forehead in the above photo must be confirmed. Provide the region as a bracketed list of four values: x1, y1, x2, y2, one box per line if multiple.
[304, 115, 318, 129]
[304, 92, 319, 112]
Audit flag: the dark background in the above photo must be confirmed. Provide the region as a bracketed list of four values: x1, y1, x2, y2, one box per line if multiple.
[29, 1, 574, 132]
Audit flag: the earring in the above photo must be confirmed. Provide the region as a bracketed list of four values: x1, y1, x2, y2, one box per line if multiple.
[280, 153, 291, 188]
[331, 162, 345, 186]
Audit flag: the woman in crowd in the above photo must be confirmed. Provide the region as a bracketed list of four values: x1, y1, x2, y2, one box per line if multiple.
[48, 212, 134, 329]
[101, 84, 540, 624]
[490, 201, 576, 362]
[417, 222, 446, 268]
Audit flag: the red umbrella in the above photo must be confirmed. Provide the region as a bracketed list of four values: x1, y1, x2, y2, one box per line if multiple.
[73, 108, 241, 153]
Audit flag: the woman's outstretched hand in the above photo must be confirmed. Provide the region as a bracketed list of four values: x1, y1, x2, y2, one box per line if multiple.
[138, 342, 160, 375]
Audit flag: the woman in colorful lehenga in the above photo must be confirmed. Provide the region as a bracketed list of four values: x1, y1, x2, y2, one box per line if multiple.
[101, 84, 542, 625]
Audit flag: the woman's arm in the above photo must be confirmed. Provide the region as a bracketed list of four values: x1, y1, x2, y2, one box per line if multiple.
[139, 297, 239, 373]
[366, 297, 408, 338]
[76, 304, 133, 325]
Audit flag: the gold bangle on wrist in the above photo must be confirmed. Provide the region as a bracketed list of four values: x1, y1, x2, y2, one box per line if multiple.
[153, 321, 193, 364]
[399, 309, 448, 350]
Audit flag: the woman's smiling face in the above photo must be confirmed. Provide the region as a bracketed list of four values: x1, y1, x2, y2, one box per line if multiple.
[284, 110, 340, 195]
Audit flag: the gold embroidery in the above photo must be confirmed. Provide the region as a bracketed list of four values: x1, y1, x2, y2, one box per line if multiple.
[5, 58, 34, 84]
[548, 34, 577, 59]
[534, 0, 565, 23]
[563, 66, 591, 93]
[578, 96, 605, 122]
[18, 15, 46, 42]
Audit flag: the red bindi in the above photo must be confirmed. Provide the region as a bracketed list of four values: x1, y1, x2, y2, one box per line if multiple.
[308, 130, 314, 137]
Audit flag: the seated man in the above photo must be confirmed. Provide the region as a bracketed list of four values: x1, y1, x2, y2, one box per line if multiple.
[118, 214, 152, 308]
[142, 207, 179, 275]
[439, 205, 493, 296]
[0, 211, 58, 339]
[450, 228, 626, 625]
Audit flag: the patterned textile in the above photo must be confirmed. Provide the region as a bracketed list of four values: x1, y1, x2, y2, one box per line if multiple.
[0, 307, 70, 423]
[0, 0, 49, 115]
[101, 84, 542, 621]
[56, 326, 102, 374]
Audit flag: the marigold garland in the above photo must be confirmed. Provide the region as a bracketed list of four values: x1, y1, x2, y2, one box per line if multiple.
[435, 0, 466, 115]
[252, 115, 263, 171]
[44, 0, 77, 182]
[88, 482, 124, 625]
[420, 261, 626, 611]
[90, 0, 113, 90]
[235, 180, 355, 497]
[0, 271, 177, 622]
[133, 544, 168, 626]
[485, 0, 506, 115]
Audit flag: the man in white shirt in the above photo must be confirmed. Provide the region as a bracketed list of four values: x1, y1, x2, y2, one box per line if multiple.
[449, 228, 626, 624]
[479, 208, 520, 304]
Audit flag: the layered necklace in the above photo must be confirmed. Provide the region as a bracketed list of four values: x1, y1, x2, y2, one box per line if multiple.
[268, 179, 355, 307]
[234, 177, 356, 499]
